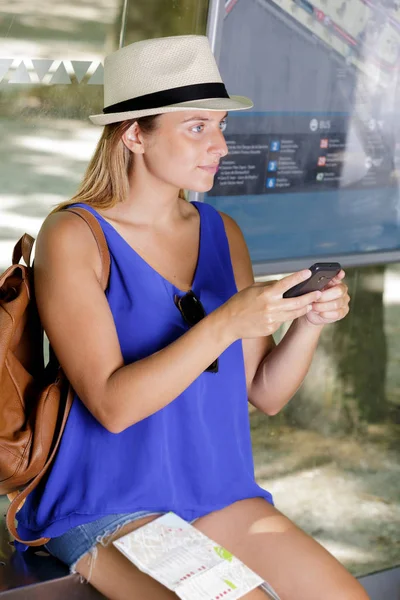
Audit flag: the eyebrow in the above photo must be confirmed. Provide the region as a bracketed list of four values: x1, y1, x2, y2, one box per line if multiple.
[182, 112, 228, 123]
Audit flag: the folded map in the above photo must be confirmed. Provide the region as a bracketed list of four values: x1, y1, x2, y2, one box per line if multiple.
[113, 512, 281, 600]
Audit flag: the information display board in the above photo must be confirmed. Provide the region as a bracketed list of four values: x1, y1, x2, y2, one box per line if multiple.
[205, 0, 400, 272]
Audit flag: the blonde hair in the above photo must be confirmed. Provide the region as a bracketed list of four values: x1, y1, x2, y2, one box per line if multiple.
[52, 116, 185, 213]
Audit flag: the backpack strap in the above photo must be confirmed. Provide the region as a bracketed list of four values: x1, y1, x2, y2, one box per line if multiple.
[65, 207, 111, 291]
[6, 206, 111, 547]
[12, 233, 35, 267]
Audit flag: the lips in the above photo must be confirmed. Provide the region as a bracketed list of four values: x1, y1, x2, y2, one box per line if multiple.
[198, 165, 219, 174]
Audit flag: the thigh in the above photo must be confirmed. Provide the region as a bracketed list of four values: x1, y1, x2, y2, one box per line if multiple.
[75, 514, 176, 600]
[75, 512, 265, 600]
[194, 498, 370, 600]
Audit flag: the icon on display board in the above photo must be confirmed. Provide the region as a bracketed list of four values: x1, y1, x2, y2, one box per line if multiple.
[268, 160, 278, 172]
[270, 140, 280, 152]
[266, 177, 276, 189]
[320, 138, 329, 149]
[317, 156, 326, 166]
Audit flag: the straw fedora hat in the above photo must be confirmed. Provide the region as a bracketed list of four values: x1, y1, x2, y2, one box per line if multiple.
[90, 34, 253, 125]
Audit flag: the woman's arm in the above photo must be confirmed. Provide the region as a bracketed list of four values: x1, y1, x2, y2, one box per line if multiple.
[221, 212, 349, 416]
[249, 317, 323, 414]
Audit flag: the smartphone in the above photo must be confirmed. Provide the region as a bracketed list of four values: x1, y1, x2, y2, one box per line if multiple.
[283, 262, 341, 298]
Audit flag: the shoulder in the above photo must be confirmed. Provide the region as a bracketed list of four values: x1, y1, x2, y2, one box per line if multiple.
[197, 203, 245, 248]
[40, 208, 87, 237]
[35, 208, 102, 282]
[218, 211, 254, 290]
[219, 211, 246, 246]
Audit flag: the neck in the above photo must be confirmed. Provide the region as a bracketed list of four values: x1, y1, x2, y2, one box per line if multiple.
[114, 158, 185, 226]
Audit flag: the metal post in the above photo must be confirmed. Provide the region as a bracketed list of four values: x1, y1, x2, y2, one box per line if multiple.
[206, 0, 226, 61]
[119, 0, 129, 48]
[189, 0, 226, 204]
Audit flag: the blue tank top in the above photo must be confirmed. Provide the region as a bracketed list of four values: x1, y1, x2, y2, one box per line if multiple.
[16, 201, 273, 543]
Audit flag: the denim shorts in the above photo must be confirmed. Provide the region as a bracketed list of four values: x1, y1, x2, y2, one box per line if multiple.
[45, 511, 162, 575]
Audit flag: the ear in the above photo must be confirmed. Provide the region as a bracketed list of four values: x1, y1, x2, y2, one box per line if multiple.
[121, 122, 145, 154]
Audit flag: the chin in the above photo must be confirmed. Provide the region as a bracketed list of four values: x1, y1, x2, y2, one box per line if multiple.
[189, 182, 215, 193]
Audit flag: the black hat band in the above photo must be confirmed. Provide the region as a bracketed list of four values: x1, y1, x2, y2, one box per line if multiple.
[103, 82, 230, 114]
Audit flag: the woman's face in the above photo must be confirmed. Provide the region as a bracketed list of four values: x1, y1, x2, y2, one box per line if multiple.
[139, 110, 229, 193]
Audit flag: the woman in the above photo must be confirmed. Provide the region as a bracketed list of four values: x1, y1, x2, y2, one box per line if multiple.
[16, 35, 366, 599]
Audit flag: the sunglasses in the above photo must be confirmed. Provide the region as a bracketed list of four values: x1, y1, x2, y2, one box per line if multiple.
[174, 291, 219, 373]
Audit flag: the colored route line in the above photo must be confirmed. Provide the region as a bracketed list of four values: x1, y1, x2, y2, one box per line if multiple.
[225, 0, 241, 15]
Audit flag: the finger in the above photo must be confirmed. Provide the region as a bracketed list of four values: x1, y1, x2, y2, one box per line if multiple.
[273, 269, 312, 295]
[276, 304, 314, 322]
[279, 289, 322, 311]
[317, 306, 349, 321]
[311, 296, 349, 313]
[317, 311, 344, 322]
[325, 270, 345, 288]
[316, 283, 348, 302]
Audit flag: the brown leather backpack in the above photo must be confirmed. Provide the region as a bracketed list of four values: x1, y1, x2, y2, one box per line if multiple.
[0, 207, 110, 546]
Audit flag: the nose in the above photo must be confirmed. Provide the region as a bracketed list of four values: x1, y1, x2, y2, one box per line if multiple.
[209, 129, 228, 160]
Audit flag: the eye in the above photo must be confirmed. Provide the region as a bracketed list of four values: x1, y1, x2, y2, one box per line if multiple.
[191, 124, 204, 133]
[219, 120, 227, 132]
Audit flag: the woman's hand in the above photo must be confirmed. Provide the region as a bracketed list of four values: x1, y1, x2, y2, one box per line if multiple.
[222, 269, 322, 341]
[304, 270, 350, 326]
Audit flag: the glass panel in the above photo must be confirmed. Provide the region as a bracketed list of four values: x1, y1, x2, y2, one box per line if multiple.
[123, 0, 209, 46]
[205, 0, 400, 271]
[0, 0, 210, 272]
[252, 263, 400, 577]
[0, 1, 126, 271]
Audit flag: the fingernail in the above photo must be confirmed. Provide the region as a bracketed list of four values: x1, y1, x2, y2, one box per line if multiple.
[316, 291, 322, 299]
[307, 305, 312, 312]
